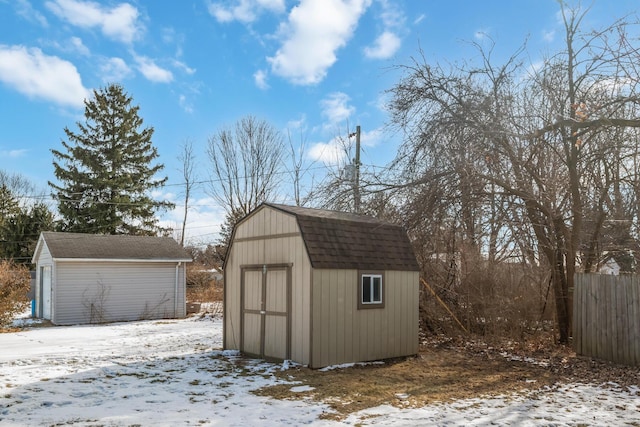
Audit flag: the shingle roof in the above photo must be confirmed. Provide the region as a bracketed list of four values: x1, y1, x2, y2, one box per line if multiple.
[264, 203, 420, 271]
[39, 232, 192, 261]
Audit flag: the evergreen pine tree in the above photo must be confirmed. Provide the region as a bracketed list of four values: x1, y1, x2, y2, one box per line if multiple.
[0, 185, 20, 225]
[2, 202, 55, 264]
[50, 84, 172, 235]
[0, 183, 54, 263]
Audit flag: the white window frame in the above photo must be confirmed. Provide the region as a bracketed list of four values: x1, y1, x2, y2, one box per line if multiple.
[361, 273, 383, 305]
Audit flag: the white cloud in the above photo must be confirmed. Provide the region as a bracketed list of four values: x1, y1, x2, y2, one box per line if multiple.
[157, 195, 225, 245]
[45, 0, 142, 44]
[360, 127, 383, 147]
[413, 14, 425, 25]
[268, 0, 372, 85]
[0, 45, 88, 107]
[0, 149, 28, 158]
[162, 27, 177, 44]
[306, 127, 383, 166]
[307, 138, 348, 165]
[321, 92, 355, 125]
[179, 94, 194, 113]
[377, 0, 404, 28]
[69, 36, 90, 56]
[542, 29, 555, 42]
[15, 0, 48, 26]
[287, 114, 307, 131]
[208, 0, 285, 23]
[163, 27, 187, 58]
[364, 0, 404, 60]
[43, 36, 90, 56]
[134, 55, 173, 83]
[99, 57, 132, 82]
[474, 28, 490, 40]
[172, 59, 196, 75]
[364, 30, 400, 59]
[208, 5, 234, 22]
[254, 69, 269, 89]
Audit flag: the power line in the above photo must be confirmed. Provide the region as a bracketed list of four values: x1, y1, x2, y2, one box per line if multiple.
[17, 160, 389, 201]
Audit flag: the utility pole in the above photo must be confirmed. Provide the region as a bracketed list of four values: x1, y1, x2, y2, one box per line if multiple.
[354, 125, 361, 214]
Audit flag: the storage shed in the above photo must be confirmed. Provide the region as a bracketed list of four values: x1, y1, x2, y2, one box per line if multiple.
[223, 203, 420, 368]
[32, 232, 192, 325]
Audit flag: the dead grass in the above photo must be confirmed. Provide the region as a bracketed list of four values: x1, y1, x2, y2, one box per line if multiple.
[254, 335, 640, 421]
[186, 280, 223, 303]
[255, 348, 556, 420]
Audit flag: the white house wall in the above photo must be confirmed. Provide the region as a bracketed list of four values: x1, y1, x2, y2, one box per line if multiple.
[225, 206, 312, 365]
[52, 261, 186, 325]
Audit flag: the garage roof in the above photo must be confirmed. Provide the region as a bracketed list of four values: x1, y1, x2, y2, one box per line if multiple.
[35, 232, 192, 262]
[264, 203, 420, 271]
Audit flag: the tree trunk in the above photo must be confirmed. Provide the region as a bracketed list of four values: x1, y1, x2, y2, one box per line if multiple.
[552, 253, 571, 343]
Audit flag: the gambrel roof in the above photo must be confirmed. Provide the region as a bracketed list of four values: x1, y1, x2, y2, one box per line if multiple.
[260, 203, 420, 271]
[33, 232, 192, 262]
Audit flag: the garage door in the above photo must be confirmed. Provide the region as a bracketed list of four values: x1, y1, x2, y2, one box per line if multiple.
[241, 264, 291, 361]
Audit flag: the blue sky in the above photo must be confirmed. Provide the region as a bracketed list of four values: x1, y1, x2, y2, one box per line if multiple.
[0, 0, 637, 245]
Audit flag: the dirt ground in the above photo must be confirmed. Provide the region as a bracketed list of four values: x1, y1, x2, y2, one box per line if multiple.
[254, 335, 640, 421]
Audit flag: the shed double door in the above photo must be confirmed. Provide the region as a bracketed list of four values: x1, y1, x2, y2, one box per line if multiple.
[241, 264, 291, 361]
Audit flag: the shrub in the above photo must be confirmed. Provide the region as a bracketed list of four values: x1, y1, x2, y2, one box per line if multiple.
[186, 265, 212, 289]
[186, 264, 223, 302]
[0, 260, 30, 326]
[419, 249, 553, 341]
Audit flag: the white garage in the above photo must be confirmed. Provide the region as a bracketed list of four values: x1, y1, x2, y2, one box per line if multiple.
[32, 232, 192, 325]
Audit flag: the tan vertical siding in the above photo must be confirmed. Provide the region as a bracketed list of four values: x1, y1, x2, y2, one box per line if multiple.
[53, 261, 185, 325]
[266, 269, 287, 312]
[224, 206, 312, 364]
[226, 205, 418, 368]
[243, 313, 261, 355]
[224, 250, 241, 349]
[311, 269, 418, 368]
[264, 316, 287, 359]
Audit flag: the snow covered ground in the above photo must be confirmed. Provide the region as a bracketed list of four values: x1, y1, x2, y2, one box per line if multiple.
[1, 314, 639, 426]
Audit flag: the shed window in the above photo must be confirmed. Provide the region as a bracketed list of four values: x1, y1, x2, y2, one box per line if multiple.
[361, 274, 382, 305]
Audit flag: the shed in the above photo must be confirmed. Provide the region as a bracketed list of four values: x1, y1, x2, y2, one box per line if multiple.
[32, 232, 192, 325]
[223, 203, 420, 368]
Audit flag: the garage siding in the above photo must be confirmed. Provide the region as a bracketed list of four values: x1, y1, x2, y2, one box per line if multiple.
[53, 261, 185, 325]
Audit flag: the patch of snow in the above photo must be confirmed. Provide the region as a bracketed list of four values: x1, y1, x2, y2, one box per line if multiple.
[319, 360, 385, 372]
[1, 316, 639, 426]
[11, 317, 44, 328]
[9, 306, 39, 328]
[499, 351, 550, 367]
[291, 385, 315, 393]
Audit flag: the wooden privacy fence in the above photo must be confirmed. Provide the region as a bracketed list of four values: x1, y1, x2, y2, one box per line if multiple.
[573, 273, 640, 366]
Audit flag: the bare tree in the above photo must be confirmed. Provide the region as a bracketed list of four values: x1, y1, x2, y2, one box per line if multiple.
[388, 2, 640, 342]
[287, 129, 316, 207]
[206, 115, 284, 248]
[314, 131, 357, 212]
[313, 126, 388, 214]
[177, 139, 198, 246]
[0, 170, 36, 197]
